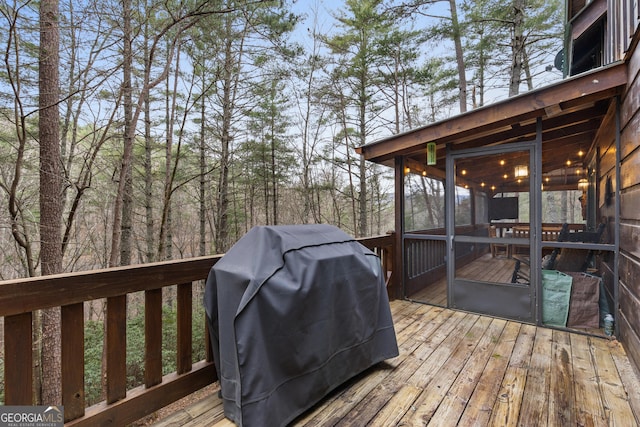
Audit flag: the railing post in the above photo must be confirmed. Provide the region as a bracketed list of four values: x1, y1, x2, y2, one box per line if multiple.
[177, 283, 193, 374]
[145, 288, 163, 388]
[106, 295, 127, 403]
[62, 303, 85, 420]
[4, 312, 33, 404]
[393, 156, 405, 301]
[389, 231, 402, 300]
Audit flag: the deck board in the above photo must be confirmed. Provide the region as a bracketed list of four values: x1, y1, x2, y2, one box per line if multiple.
[489, 322, 536, 426]
[519, 327, 553, 425]
[548, 330, 575, 426]
[151, 300, 640, 427]
[571, 333, 609, 426]
[425, 317, 508, 427]
[456, 320, 520, 426]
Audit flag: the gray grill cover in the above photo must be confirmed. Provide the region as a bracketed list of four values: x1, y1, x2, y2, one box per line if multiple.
[204, 224, 398, 426]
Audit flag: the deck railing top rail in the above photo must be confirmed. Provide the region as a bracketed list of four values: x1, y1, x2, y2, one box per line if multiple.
[0, 255, 222, 317]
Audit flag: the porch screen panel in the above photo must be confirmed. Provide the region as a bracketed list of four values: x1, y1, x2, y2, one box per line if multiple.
[403, 172, 447, 305]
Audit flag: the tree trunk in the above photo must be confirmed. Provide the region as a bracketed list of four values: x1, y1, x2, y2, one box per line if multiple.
[110, 0, 133, 267]
[214, 29, 236, 253]
[337, 97, 358, 236]
[522, 45, 534, 91]
[561, 190, 568, 223]
[509, 0, 525, 97]
[477, 28, 486, 107]
[119, 3, 134, 265]
[298, 32, 326, 224]
[270, 92, 278, 225]
[144, 22, 155, 263]
[358, 77, 367, 238]
[358, 154, 367, 237]
[449, 0, 467, 113]
[39, 0, 63, 404]
[158, 43, 181, 260]
[120, 168, 133, 265]
[199, 78, 207, 256]
[301, 69, 313, 223]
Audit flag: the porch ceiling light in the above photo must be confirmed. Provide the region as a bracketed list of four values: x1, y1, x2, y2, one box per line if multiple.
[514, 164, 528, 178]
[578, 178, 589, 190]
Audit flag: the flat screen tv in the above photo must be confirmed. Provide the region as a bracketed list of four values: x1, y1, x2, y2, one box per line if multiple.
[489, 197, 519, 220]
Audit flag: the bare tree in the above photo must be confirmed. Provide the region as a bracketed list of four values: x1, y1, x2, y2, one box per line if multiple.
[108, 0, 257, 265]
[290, 7, 330, 224]
[1, 1, 38, 278]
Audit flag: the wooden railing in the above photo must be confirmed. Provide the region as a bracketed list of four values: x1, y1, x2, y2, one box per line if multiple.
[404, 225, 487, 296]
[0, 234, 395, 426]
[402, 223, 591, 298]
[358, 233, 396, 298]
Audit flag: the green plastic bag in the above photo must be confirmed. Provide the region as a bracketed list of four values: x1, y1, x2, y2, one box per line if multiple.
[542, 270, 573, 327]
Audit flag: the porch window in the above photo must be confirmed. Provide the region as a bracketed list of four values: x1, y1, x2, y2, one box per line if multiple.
[403, 174, 445, 232]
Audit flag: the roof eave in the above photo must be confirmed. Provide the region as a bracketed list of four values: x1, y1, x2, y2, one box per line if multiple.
[357, 62, 627, 164]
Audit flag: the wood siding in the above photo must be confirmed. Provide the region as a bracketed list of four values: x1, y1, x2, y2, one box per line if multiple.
[609, 0, 640, 60]
[618, 26, 640, 377]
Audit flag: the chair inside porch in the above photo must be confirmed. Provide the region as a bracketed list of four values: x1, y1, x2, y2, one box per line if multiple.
[148, 298, 640, 427]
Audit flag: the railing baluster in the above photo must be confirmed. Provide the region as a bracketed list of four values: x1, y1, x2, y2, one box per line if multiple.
[4, 312, 33, 404]
[177, 283, 193, 374]
[145, 289, 163, 387]
[106, 295, 127, 403]
[62, 303, 85, 420]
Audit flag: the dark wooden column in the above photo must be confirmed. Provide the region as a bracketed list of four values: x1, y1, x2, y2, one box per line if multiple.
[392, 156, 405, 300]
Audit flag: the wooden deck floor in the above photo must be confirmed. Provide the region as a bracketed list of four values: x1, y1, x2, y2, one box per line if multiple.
[151, 299, 640, 427]
[409, 254, 519, 306]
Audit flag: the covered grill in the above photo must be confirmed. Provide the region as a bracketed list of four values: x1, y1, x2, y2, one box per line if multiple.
[204, 224, 398, 427]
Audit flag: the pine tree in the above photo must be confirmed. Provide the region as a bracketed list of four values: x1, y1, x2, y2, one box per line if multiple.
[325, 0, 391, 237]
[39, 0, 63, 404]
